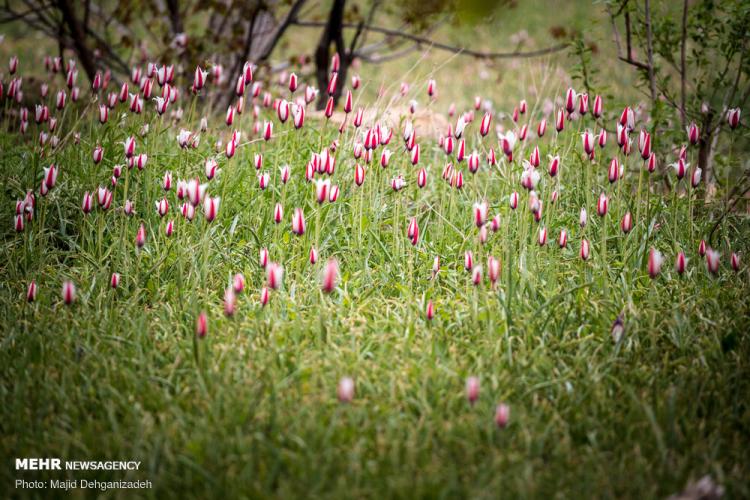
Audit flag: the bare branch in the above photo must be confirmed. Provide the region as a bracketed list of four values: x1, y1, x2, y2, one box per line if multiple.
[294, 20, 569, 60]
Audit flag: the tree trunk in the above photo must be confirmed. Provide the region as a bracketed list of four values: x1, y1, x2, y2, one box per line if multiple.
[56, 0, 97, 83]
[315, 0, 348, 110]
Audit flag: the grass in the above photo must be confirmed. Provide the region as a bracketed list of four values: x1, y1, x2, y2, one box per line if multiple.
[1, 11, 750, 500]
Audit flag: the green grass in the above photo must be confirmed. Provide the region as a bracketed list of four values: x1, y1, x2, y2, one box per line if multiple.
[1, 17, 750, 499]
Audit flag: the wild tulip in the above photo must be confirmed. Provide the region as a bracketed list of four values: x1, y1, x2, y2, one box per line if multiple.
[263, 121, 273, 141]
[135, 153, 148, 170]
[354, 164, 366, 186]
[592, 95, 603, 117]
[351, 74, 361, 89]
[478, 226, 488, 245]
[698, 239, 707, 257]
[558, 229, 568, 249]
[426, 300, 435, 321]
[293, 104, 305, 129]
[14, 214, 24, 232]
[259, 286, 270, 307]
[731, 252, 740, 272]
[353, 108, 364, 128]
[673, 158, 687, 180]
[471, 265, 483, 286]
[675, 252, 687, 274]
[464, 250, 474, 271]
[258, 172, 270, 190]
[706, 248, 720, 274]
[81, 192, 93, 214]
[538, 227, 548, 246]
[391, 175, 406, 191]
[480, 112, 491, 136]
[165, 220, 174, 236]
[647, 152, 657, 173]
[279, 165, 290, 185]
[727, 108, 741, 129]
[580, 239, 590, 260]
[380, 149, 392, 168]
[93, 145, 104, 164]
[611, 315, 624, 342]
[487, 148, 497, 166]
[687, 122, 700, 145]
[315, 179, 330, 203]
[277, 99, 290, 122]
[292, 208, 306, 235]
[488, 256, 500, 284]
[597, 192, 608, 216]
[452, 171, 464, 189]
[110, 272, 121, 289]
[690, 167, 702, 188]
[223, 287, 236, 317]
[443, 136, 454, 155]
[473, 202, 488, 228]
[195, 312, 208, 338]
[125, 200, 135, 216]
[549, 155, 560, 177]
[328, 185, 340, 203]
[62, 280, 76, 305]
[407, 217, 419, 246]
[155, 198, 169, 217]
[187, 179, 206, 206]
[411, 144, 420, 165]
[555, 108, 565, 132]
[288, 72, 298, 93]
[26, 281, 38, 302]
[536, 118, 547, 138]
[427, 78, 436, 97]
[309, 247, 319, 265]
[578, 93, 589, 115]
[580, 207, 588, 228]
[490, 214, 501, 233]
[621, 212, 633, 233]
[495, 403, 510, 428]
[344, 90, 353, 113]
[582, 130, 595, 155]
[417, 168, 427, 188]
[44, 164, 58, 189]
[432, 255, 441, 278]
[467, 151, 480, 173]
[608, 158, 619, 183]
[337, 377, 354, 403]
[123, 136, 136, 158]
[509, 191, 519, 210]
[619, 106, 635, 130]
[565, 87, 577, 113]
[136, 223, 146, 248]
[327, 72, 338, 96]
[267, 262, 284, 290]
[203, 196, 220, 222]
[648, 248, 663, 278]
[259, 248, 269, 269]
[322, 258, 339, 293]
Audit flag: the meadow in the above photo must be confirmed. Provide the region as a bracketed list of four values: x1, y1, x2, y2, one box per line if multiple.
[1, 4, 750, 498]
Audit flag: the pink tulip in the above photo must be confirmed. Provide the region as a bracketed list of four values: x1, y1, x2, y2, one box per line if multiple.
[592, 95, 603, 117]
[292, 208, 306, 235]
[309, 246, 319, 265]
[580, 239, 590, 261]
[480, 112, 491, 137]
[538, 226, 548, 246]
[555, 108, 565, 132]
[621, 212, 633, 234]
[488, 256, 500, 284]
[565, 87, 576, 113]
[706, 248, 720, 274]
[110, 272, 120, 289]
[495, 403, 510, 428]
[471, 265, 483, 286]
[578, 93, 589, 115]
[548, 156, 560, 177]
[648, 248, 663, 278]
[26, 281, 38, 302]
[558, 229, 568, 248]
[473, 202, 488, 227]
[407, 217, 419, 246]
[203, 196, 220, 222]
[136, 223, 146, 248]
[195, 312, 208, 338]
[337, 377, 354, 403]
[464, 250, 473, 271]
[675, 252, 686, 275]
[727, 108, 741, 129]
[466, 377, 480, 405]
[81, 192, 93, 214]
[596, 192, 608, 217]
[62, 280, 76, 305]
[730, 252, 740, 272]
[537, 119, 547, 137]
[165, 220, 174, 236]
[155, 198, 169, 217]
[698, 239, 707, 257]
[322, 258, 339, 293]
[267, 262, 284, 290]
[687, 122, 700, 145]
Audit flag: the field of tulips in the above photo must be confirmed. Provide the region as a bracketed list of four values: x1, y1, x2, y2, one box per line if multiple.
[1, 48, 749, 498]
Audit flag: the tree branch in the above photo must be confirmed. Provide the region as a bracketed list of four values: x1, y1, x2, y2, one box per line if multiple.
[294, 20, 569, 60]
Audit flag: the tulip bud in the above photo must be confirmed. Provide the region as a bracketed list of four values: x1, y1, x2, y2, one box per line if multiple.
[558, 229, 568, 248]
[466, 377, 480, 405]
[337, 377, 354, 403]
[731, 252, 740, 272]
[687, 122, 700, 145]
[580, 239, 590, 261]
[648, 248, 663, 278]
[592, 95, 603, 117]
[322, 258, 339, 293]
[675, 252, 686, 275]
[494, 403, 510, 428]
[136, 223, 146, 249]
[27, 281, 38, 302]
[292, 208, 306, 235]
[706, 248, 720, 274]
[62, 280, 76, 305]
[555, 108, 565, 132]
[621, 212, 633, 234]
[538, 226, 548, 246]
[698, 239, 707, 257]
[727, 108, 741, 129]
[596, 192, 608, 217]
[195, 312, 208, 338]
[165, 220, 174, 236]
[471, 265, 483, 286]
